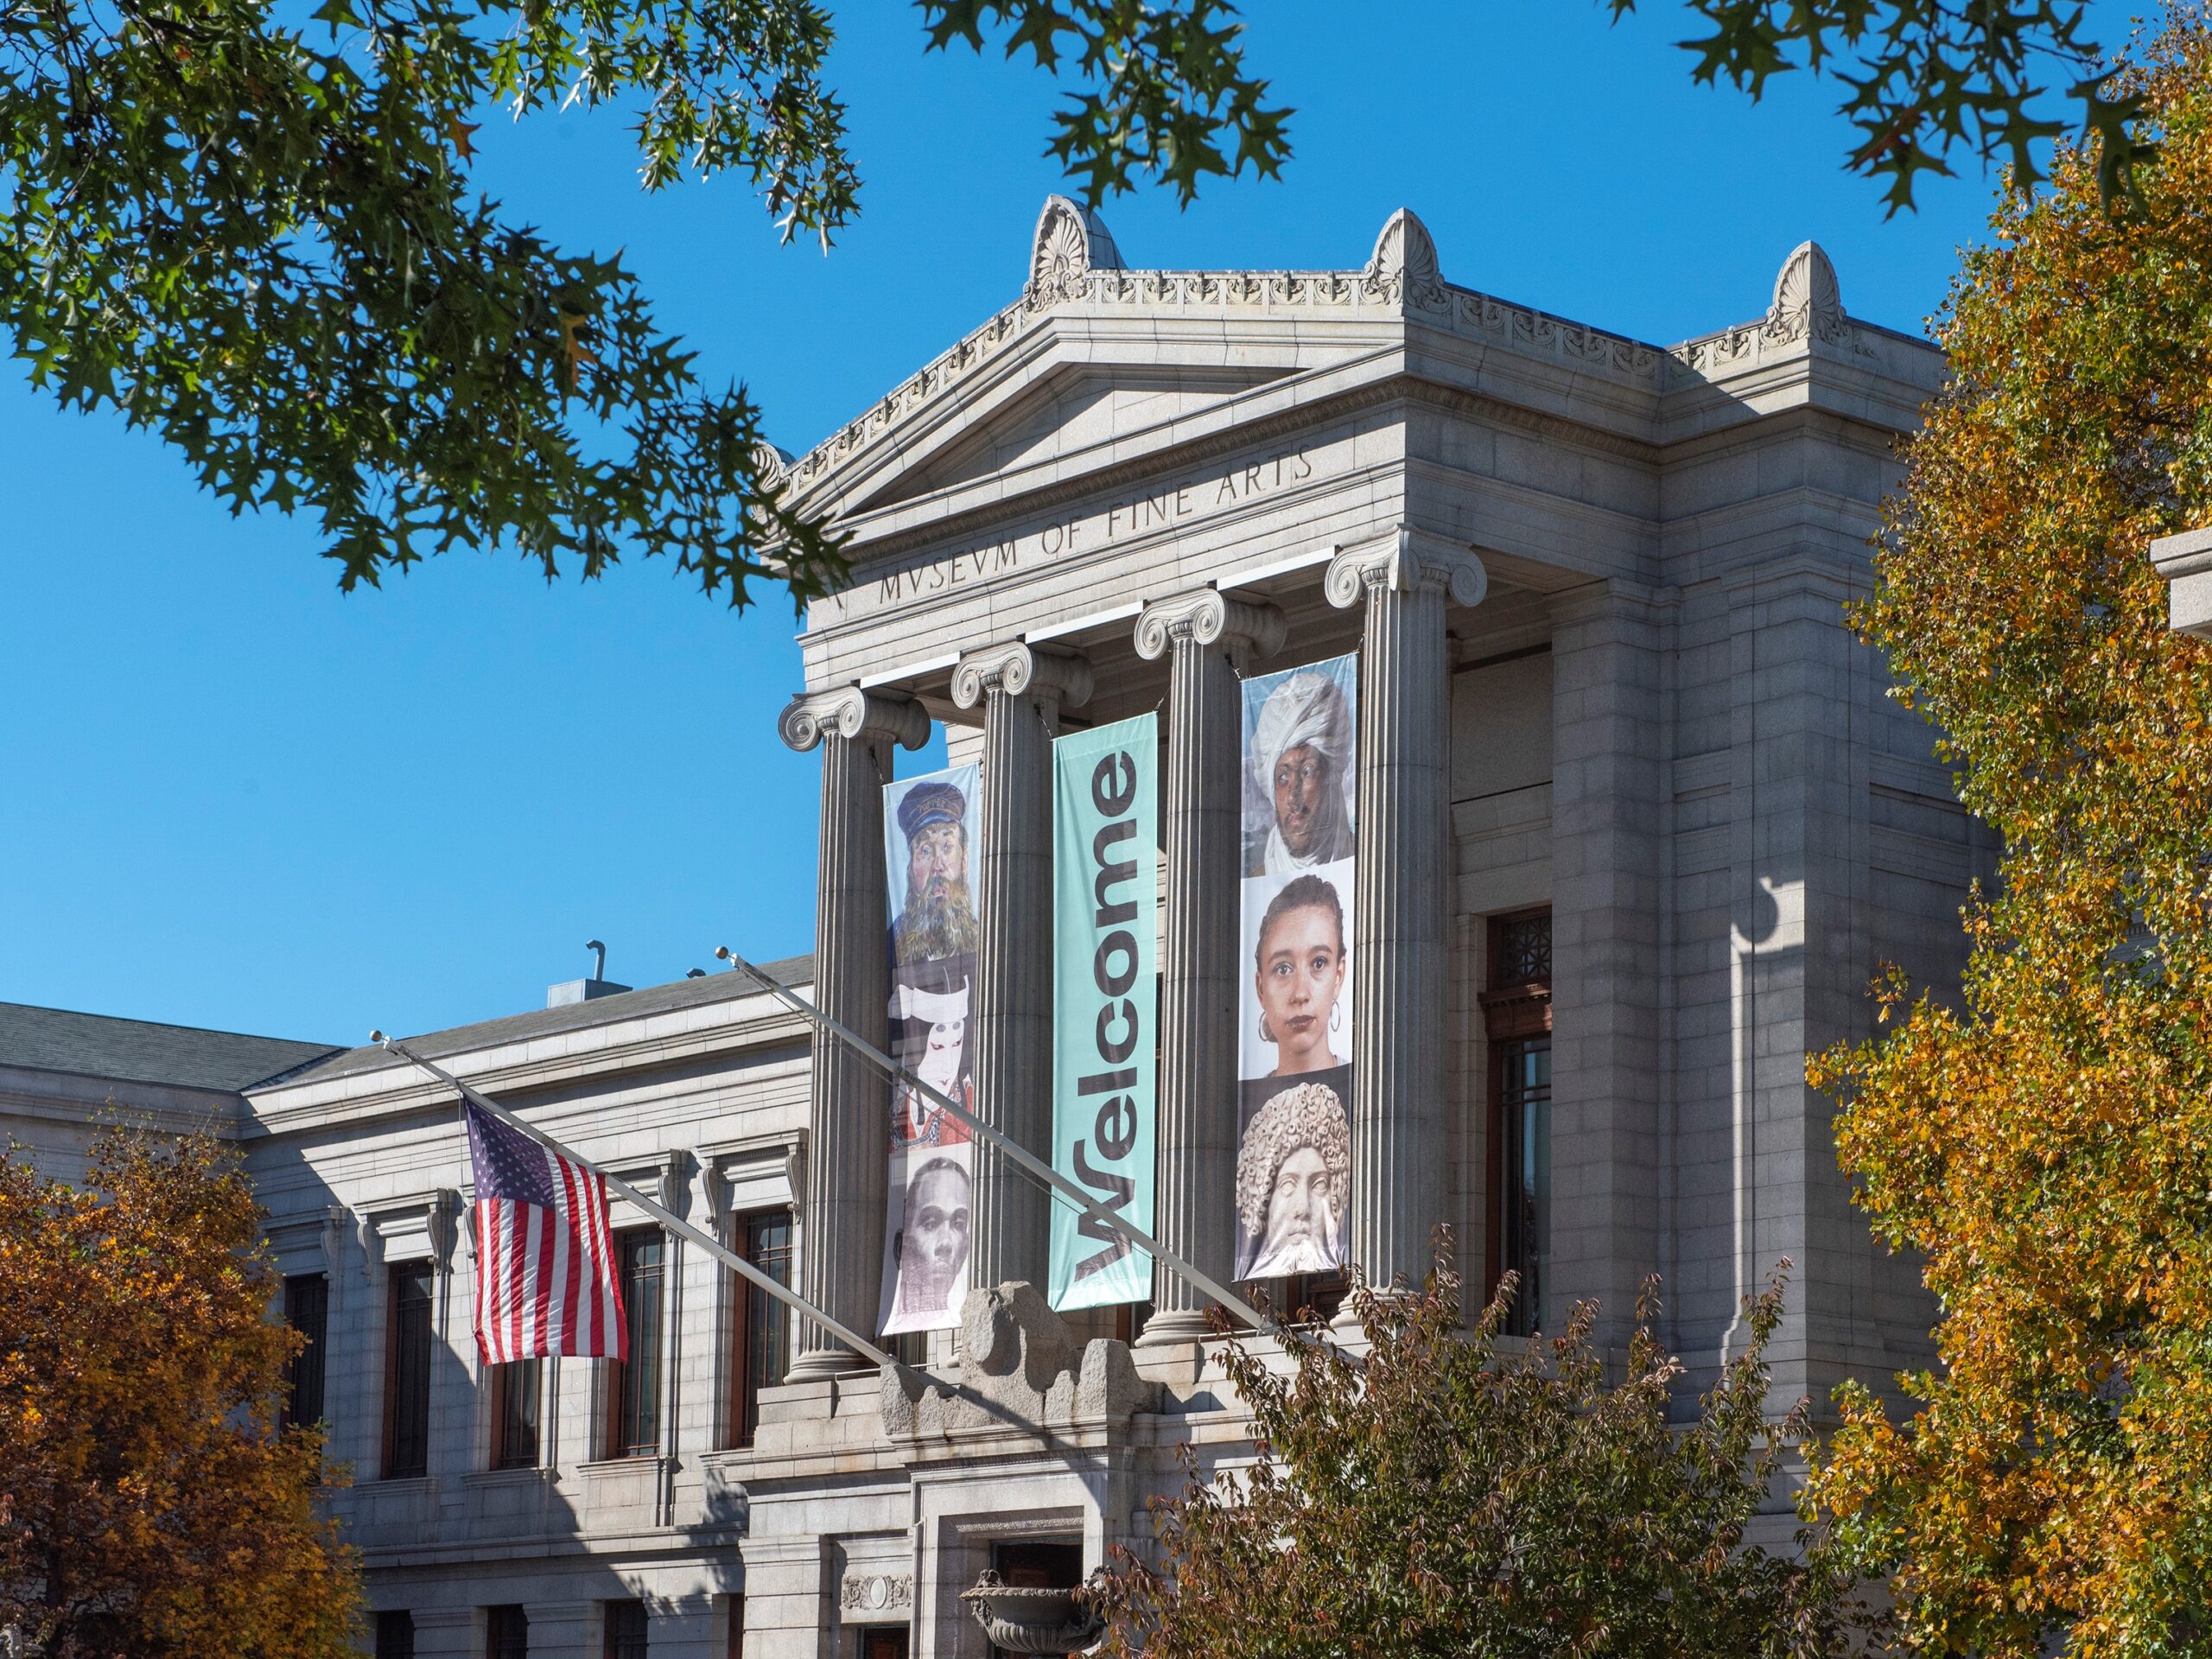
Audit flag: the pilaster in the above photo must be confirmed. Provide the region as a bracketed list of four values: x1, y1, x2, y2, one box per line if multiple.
[950, 642, 1094, 1291]
[779, 688, 931, 1379]
[1324, 529, 1486, 1301]
[1131, 589, 1285, 1344]
[1546, 580, 1670, 1342]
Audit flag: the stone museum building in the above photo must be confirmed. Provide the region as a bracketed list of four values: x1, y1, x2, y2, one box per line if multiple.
[2, 200, 1989, 1657]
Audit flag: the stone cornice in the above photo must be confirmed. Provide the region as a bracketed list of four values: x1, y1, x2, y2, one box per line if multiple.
[1132, 589, 1287, 662]
[949, 641, 1094, 712]
[777, 686, 931, 754]
[779, 212, 1935, 536]
[1325, 528, 1488, 610]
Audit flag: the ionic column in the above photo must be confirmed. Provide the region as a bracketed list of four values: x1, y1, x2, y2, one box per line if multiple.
[1131, 588, 1284, 1346]
[1324, 530, 1487, 1303]
[951, 641, 1093, 1291]
[779, 687, 930, 1380]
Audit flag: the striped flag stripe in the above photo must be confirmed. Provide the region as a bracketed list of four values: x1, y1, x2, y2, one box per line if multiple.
[464, 1096, 625, 1365]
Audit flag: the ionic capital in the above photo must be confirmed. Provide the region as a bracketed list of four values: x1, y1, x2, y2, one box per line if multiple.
[778, 686, 931, 754]
[1133, 588, 1287, 662]
[950, 641, 1094, 713]
[1324, 528, 1488, 612]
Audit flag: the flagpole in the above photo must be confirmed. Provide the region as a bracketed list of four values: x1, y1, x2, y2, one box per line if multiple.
[371, 1031, 902, 1374]
[712, 948, 1294, 1343]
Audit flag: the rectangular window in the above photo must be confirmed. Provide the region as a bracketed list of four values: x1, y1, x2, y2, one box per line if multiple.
[489, 1359, 540, 1471]
[1484, 908, 1554, 1340]
[1496, 1038, 1553, 1338]
[605, 1230, 664, 1458]
[281, 1273, 328, 1432]
[726, 1595, 745, 1659]
[860, 1630, 909, 1659]
[603, 1599, 648, 1659]
[727, 1209, 793, 1448]
[383, 1262, 434, 1480]
[486, 1605, 529, 1659]
[374, 1611, 416, 1659]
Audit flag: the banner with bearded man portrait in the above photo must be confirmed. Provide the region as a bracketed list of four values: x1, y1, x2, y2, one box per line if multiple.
[1236, 653, 1357, 1283]
[879, 765, 980, 1336]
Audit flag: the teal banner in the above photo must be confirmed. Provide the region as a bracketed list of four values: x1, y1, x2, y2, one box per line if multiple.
[1049, 714, 1157, 1310]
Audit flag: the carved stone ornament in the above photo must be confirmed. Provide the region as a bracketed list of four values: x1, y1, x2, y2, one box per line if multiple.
[1362, 207, 1449, 314]
[838, 1572, 914, 1618]
[961, 1569, 1109, 1655]
[1132, 588, 1287, 663]
[1325, 528, 1488, 611]
[778, 686, 931, 754]
[950, 642, 1095, 713]
[781, 210, 1676, 501]
[1763, 240, 1849, 346]
[1027, 195, 1125, 304]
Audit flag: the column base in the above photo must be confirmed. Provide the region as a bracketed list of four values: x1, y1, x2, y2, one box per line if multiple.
[785, 1344, 876, 1384]
[1133, 1306, 1216, 1351]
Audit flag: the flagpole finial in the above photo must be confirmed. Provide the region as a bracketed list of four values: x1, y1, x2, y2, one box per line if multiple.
[714, 945, 733, 962]
[371, 1029, 387, 1045]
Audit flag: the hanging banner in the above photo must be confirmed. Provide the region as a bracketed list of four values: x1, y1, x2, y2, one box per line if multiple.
[1048, 714, 1158, 1311]
[878, 764, 980, 1336]
[1235, 653, 1358, 1281]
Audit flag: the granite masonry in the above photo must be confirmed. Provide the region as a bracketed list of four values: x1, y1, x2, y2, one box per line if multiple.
[3, 202, 1996, 1659]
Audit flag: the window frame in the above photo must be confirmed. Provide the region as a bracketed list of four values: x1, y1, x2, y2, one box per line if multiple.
[280, 1271, 328, 1433]
[488, 1357, 541, 1471]
[602, 1598, 648, 1659]
[603, 1228, 665, 1459]
[381, 1261, 435, 1481]
[486, 1604, 529, 1659]
[1481, 908, 1554, 1335]
[725, 1207, 794, 1450]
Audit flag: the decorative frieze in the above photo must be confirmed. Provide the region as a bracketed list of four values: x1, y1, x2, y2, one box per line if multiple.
[838, 1572, 914, 1620]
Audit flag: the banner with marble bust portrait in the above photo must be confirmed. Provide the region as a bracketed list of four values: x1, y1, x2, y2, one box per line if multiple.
[1048, 713, 1157, 1312]
[1235, 653, 1357, 1282]
[878, 764, 981, 1336]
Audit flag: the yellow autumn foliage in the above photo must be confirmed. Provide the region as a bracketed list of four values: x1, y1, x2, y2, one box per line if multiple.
[0, 1130, 362, 1658]
[1807, 12, 2212, 1656]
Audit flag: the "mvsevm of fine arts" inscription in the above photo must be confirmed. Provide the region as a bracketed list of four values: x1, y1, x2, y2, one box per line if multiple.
[874, 448, 1317, 607]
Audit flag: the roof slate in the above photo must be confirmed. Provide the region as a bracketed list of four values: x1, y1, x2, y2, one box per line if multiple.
[258, 953, 817, 1091]
[0, 1002, 342, 1093]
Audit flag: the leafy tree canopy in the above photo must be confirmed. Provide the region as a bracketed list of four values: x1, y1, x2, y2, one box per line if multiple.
[1095, 1254, 1864, 1659]
[0, 1129, 362, 1659]
[1807, 13, 2212, 1653]
[0, 0, 1289, 607]
[1613, 0, 2157, 213]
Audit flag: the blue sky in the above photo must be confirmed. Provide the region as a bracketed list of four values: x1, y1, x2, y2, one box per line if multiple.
[0, 2, 2069, 1043]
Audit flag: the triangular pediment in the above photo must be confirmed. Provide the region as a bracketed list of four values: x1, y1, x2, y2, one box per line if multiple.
[855, 360, 1291, 513]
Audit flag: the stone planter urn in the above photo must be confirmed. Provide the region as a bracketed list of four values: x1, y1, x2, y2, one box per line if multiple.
[958, 1569, 1108, 1655]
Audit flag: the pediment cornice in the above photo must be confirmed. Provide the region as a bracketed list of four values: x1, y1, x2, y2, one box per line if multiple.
[779, 210, 1939, 560]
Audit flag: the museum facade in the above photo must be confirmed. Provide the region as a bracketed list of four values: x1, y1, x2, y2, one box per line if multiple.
[3, 200, 1989, 1659]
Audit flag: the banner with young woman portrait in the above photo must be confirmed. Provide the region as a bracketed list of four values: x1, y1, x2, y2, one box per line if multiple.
[1236, 653, 1357, 1282]
[878, 764, 981, 1337]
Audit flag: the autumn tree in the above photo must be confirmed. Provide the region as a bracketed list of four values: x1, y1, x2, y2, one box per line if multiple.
[0, 1130, 361, 1659]
[0, 0, 2152, 613]
[1805, 13, 2212, 1654]
[1095, 1254, 1863, 1659]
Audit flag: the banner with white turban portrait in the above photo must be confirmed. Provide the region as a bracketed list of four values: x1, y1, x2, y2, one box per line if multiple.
[1235, 653, 1357, 1282]
[879, 765, 980, 1336]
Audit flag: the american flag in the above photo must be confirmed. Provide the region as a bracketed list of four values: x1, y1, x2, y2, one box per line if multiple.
[465, 1095, 626, 1364]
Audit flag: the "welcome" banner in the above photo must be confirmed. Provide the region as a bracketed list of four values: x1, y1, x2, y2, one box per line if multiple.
[1048, 714, 1158, 1310]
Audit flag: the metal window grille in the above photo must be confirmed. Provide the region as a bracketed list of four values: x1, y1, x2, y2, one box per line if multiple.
[602, 1599, 648, 1659]
[486, 1605, 529, 1659]
[281, 1273, 327, 1431]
